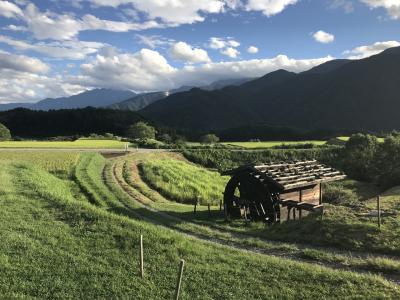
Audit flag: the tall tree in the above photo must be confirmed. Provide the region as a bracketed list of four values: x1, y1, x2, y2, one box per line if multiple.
[126, 122, 156, 139]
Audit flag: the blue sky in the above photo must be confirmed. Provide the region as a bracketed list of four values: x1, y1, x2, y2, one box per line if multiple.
[0, 0, 399, 103]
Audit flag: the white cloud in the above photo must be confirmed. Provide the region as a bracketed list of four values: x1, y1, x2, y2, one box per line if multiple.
[2, 24, 27, 31]
[313, 30, 335, 43]
[24, 3, 83, 40]
[221, 47, 240, 58]
[136, 34, 173, 49]
[66, 48, 333, 92]
[360, 0, 400, 19]
[329, 0, 354, 13]
[0, 0, 23, 18]
[0, 35, 107, 60]
[209, 37, 240, 49]
[0, 50, 49, 74]
[0, 70, 85, 103]
[344, 40, 400, 59]
[169, 42, 211, 63]
[74, 49, 177, 91]
[245, 0, 298, 17]
[3, 2, 165, 41]
[247, 46, 259, 54]
[78, 0, 226, 24]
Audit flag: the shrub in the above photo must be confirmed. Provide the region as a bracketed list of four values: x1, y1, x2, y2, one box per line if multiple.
[342, 134, 379, 181]
[0, 122, 11, 141]
[200, 134, 220, 144]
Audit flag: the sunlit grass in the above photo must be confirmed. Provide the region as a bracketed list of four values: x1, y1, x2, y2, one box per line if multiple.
[140, 159, 228, 205]
[222, 140, 326, 148]
[0, 139, 127, 149]
[0, 151, 79, 173]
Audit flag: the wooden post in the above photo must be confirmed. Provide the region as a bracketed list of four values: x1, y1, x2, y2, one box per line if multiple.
[319, 183, 323, 205]
[175, 259, 185, 300]
[377, 195, 381, 229]
[292, 208, 296, 220]
[224, 202, 229, 221]
[193, 198, 198, 214]
[140, 234, 144, 278]
[208, 203, 211, 217]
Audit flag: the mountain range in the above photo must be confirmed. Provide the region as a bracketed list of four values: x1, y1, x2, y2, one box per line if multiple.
[140, 46, 400, 132]
[0, 78, 251, 112]
[0, 89, 136, 111]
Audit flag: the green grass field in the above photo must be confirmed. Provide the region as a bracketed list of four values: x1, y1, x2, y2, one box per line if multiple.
[2, 150, 400, 298]
[2, 153, 399, 298]
[140, 158, 228, 205]
[337, 136, 385, 143]
[0, 139, 127, 149]
[0, 151, 79, 173]
[222, 140, 327, 148]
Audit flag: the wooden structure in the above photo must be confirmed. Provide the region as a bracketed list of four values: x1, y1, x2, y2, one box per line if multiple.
[222, 160, 345, 224]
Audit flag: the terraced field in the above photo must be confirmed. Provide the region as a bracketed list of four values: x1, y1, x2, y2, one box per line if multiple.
[2, 150, 400, 298]
[0, 138, 127, 149]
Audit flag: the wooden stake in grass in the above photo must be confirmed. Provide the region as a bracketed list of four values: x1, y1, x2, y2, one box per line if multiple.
[377, 195, 381, 229]
[139, 234, 144, 278]
[175, 259, 185, 300]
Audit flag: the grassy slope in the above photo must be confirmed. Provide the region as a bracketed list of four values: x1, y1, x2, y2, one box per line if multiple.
[0, 139, 126, 149]
[2, 161, 399, 298]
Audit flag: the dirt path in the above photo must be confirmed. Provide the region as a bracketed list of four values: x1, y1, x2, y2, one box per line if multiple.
[108, 159, 400, 285]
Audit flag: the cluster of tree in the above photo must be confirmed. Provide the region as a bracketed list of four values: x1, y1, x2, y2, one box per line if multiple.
[341, 133, 400, 189]
[0, 107, 144, 138]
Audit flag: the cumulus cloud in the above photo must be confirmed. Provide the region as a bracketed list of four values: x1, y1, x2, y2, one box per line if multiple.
[344, 40, 400, 59]
[360, 0, 400, 20]
[78, 0, 226, 24]
[169, 42, 211, 63]
[0, 50, 49, 74]
[0, 0, 23, 18]
[313, 30, 335, 43]
[0, 70, 85, 103]
[66, 48, 333, 92]
[245, 0, 298, 17]
[74, 49, 177, 91]
[209, 37, 241, 49]
[0, 35, 107, 60]
[247, 46, 259, 54]
[221, 47, 240, 58]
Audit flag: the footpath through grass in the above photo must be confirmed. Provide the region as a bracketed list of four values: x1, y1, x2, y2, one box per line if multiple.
[0, 139, 127, 149]
[3, 160, 400, 298]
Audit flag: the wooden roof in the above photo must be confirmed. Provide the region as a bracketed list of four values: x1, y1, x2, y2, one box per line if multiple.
[224, 160, 346, 191]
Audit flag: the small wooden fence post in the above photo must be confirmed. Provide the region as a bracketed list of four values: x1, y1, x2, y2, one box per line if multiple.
[174, 259, 185, 300]
[140, 234, 144, 278]
[377, 195, 381, 229]
[193, 198, 198, 214]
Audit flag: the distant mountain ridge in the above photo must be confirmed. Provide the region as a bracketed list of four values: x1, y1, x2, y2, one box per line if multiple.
[109, 77, 252, 111]
[140, 46, 400, 132]
[0, 89, 136, 111]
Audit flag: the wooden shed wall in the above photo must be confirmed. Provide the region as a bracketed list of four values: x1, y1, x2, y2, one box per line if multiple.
[280, 183, 321, 204]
